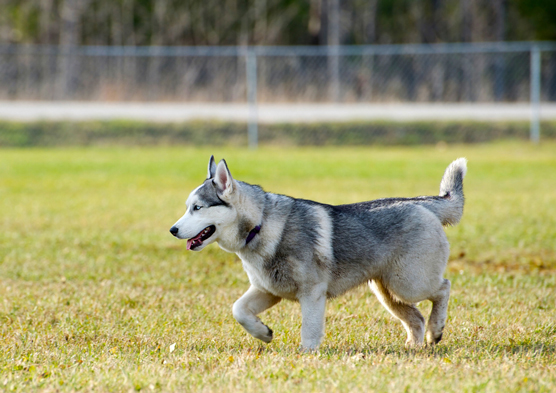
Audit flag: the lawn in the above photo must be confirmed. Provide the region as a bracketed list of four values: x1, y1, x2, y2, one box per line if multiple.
[1, 142, 555, 392]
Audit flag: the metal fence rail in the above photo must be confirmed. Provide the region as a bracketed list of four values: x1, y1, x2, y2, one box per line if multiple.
[1, 41, 555, 145]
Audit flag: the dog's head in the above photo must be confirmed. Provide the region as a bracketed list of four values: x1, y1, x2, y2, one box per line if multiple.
[170, 156, 238, 251]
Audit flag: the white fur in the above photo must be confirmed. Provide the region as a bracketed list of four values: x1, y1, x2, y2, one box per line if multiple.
[298, 282, 328, 350]
[232, 286, 280, 343]
[440, 157, 467, 195]
[312, 204, 334, 267]
[172, 183, 235, 251]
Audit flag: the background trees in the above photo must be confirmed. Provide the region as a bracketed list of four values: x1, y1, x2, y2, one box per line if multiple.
[0, 0, 554, 47]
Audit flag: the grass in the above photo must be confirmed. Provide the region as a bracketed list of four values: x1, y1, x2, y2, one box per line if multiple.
[2, 119, 556, 147]
[1, 142, 555, 392]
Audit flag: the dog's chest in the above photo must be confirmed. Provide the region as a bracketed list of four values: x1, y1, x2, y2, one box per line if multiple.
[238, 253, 298, 300]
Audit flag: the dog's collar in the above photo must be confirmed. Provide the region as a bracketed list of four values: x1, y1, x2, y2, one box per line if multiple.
[245, 224, 262, 245]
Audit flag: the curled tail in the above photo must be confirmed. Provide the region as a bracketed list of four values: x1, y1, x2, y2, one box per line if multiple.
[437, 158, 467, 226]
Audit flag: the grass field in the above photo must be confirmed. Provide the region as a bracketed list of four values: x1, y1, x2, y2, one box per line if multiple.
[1, 142, 555, 392]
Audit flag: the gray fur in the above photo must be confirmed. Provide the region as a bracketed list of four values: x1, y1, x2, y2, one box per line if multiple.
[170, 157, 468, 350]
[207, 155, 217, 179]
[195, 180, 229, 208]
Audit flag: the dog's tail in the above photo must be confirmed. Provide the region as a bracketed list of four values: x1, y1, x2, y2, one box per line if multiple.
[434, 158, 467, 226]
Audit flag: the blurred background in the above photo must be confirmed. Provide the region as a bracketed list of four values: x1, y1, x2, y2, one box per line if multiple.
[1, 0, 556, 145]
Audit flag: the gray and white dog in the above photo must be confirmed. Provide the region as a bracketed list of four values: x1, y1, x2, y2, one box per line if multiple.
[170, 156, 467, 350]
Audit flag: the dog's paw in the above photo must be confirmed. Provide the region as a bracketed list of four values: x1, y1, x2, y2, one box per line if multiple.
[298, 345, 319, 354]
[426, 331, 443, 346]
[404, 338, 425, 349]
[257, 324, 273, 343]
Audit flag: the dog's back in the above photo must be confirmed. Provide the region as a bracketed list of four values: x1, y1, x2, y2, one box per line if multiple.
[334, 157, 467, 226]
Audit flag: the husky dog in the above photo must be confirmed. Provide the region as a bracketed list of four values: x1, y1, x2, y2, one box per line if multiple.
[170, 156, 467, 350]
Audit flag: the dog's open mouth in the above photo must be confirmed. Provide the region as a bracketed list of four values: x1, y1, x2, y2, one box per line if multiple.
[187, 225, 216, 250]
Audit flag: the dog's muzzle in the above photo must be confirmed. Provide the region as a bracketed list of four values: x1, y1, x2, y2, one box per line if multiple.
[169, 226, 179, 237]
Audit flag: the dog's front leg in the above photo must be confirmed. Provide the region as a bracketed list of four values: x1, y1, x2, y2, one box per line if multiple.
[299, 283, 328, 351]
[232, 286, 281, 343]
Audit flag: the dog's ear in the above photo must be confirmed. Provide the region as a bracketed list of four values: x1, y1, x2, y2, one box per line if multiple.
[207, 155, 217, 179]
[214, 159, 234, 196]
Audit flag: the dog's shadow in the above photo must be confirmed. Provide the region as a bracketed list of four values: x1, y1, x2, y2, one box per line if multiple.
[220, 340, 556, 360]
[316, 341, 556, 359]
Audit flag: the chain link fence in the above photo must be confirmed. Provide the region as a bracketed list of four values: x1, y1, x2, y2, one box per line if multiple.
[1, 42, 555, 146]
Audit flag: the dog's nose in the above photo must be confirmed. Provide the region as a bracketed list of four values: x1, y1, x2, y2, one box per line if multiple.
[169, 226, 179, 236]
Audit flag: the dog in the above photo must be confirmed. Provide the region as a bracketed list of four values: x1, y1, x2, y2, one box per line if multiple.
[170, 156, 467, 350]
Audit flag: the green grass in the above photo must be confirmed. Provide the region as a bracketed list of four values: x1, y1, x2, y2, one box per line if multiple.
[1, 142, 555, 392]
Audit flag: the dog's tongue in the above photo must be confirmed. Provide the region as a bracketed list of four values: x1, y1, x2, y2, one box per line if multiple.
[186, 232, 204, 250]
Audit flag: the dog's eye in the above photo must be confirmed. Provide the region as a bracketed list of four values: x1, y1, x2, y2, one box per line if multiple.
[193, 205, 202, 211]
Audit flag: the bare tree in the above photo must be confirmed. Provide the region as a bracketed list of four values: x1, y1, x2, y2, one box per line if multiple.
[56, 0, 90, 99]
[460, 0, 478, 101]
[355, 0, 377, 101]
[493, 0, 507, 101]
[328, 0, 340, 101]
[40, 0, 54, 44]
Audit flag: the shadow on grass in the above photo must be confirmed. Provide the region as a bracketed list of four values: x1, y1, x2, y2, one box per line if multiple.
[317, 340, 555, 359]
[187, 340, 556, 360]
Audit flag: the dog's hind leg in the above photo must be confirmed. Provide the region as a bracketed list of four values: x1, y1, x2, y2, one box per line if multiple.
[425, 278, 451, 345]
[369, 279, 425, 347]
[232, 286, 281, 343]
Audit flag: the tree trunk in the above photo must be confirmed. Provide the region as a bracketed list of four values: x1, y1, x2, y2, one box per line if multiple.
[493, 0, 507, 101]
[328, 0, 340, 102]
[56, 0, 88, 100]
[460, 0, 477, 102]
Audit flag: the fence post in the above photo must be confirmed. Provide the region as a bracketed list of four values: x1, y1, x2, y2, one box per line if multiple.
[246, 49, 258, 149]
[530, 45, 541, 144]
